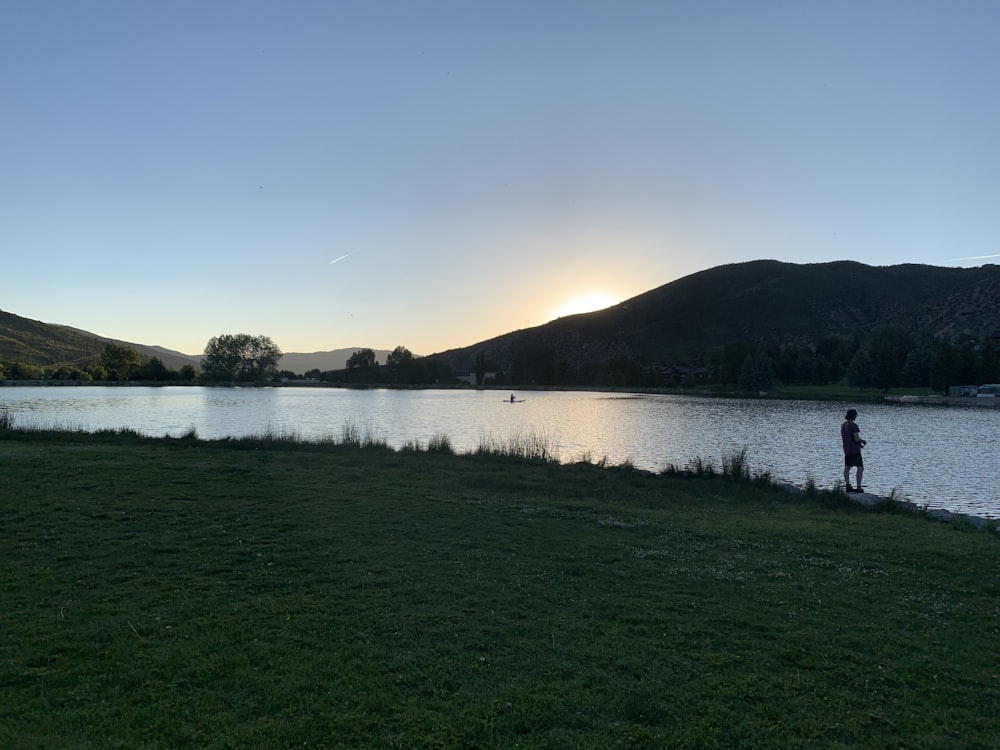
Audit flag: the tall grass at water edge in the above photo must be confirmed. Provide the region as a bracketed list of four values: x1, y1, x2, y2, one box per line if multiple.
[0, 414, 991, 525]
[663, 446, 771, 484]
[475, 429, 559, 462]
[0, 413, 975, 516]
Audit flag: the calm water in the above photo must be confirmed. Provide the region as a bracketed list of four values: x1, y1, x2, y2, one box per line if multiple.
[3, 386, 998, 517]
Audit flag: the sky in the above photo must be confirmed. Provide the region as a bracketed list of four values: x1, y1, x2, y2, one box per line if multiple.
[3, 1, 999, 357]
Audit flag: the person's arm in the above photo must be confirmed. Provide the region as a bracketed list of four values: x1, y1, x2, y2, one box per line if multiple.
[856, 429, 867, 448]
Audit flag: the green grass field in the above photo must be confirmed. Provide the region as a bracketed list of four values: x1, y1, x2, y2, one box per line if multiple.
[1, 430, 997, 749]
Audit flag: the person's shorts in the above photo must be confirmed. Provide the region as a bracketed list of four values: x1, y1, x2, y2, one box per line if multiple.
[844, 452, 863, 467]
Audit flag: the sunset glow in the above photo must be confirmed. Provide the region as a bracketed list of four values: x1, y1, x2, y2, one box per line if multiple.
[549, 293, 620, 321]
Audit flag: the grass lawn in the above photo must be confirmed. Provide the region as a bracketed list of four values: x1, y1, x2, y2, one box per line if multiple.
[1, 431, 997, 749]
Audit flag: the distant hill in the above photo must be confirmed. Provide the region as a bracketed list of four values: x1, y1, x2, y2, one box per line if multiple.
[0, 309, 394, 375]
[0, 311, 203, 372]
[0, 311, 106, 367]
[426, 260, 1000, 374]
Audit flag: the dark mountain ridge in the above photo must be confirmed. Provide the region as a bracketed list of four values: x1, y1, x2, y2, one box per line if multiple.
[427, 260, 1000, 374]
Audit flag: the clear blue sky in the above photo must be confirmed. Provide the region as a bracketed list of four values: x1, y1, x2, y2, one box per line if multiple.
[3, 1, 998, 356]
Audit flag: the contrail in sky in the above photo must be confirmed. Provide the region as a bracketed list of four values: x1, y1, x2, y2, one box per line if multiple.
[944, 253, 1000, 262]
[329, 253, 352, 265]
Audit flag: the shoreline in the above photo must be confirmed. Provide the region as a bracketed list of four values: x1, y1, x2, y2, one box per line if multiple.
[5, 378, 1000, 406]
[776, 482, 998, 533]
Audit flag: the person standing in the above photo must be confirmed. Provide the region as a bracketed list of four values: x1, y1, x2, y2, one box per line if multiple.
[841, 408, 867, 493]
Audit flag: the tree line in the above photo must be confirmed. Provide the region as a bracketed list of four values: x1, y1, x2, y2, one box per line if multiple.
[292, 346, 456, 386]
[720, 327, 1000, 393]
[4, 327, 996, 392]
[1, 343, 199, 383]
[0, 336, 280, 384]
[0, 337, 449, 386]
[440, 327, 1000, 393]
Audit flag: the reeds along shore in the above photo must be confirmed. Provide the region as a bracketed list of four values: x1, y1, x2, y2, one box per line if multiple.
[1, 414, 994, 531]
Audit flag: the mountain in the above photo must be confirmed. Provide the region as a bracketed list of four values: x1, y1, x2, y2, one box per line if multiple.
[0, 311, 203, 372]
[0, 311, 106, 367]
[5, 260, 999, 378]
[425, 260, 1000, 374]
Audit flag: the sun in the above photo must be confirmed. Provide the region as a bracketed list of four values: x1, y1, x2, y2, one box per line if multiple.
[550, 293, 620, 320]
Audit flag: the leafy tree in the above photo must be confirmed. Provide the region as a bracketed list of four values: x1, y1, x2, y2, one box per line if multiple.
[346, 348, 377, 369]
[384, 346, 417, 384]
[6, 361, 44, 379]
[180, 364, 198, 382]
[201, 334, 282, 384]
[386, 346, 414, 367]
[135, 356, 172, 381]
[101, 343, 144, 380]
[52, 365, 91, 381]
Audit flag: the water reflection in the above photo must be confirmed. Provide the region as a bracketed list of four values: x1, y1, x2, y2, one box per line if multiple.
[2, 386, 997, 517]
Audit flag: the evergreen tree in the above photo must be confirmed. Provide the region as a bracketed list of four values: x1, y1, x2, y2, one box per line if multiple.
[930, 340, 959, 392]
[980, 338, 1000, 383]
[867, 325, 910, 391]
[716, 341, 755, 389]
[738, 352, 775, 393]
[793, 350, 814, 384]
[899, 346, 934, 388]
[955, 338, 982, 385]
[846, 349, 874, 390]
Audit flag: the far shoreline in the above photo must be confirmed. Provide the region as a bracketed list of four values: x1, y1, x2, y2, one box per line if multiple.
[3, 378, 999, 408]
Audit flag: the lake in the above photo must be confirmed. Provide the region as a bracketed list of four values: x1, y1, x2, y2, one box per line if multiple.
[2, 385, 997, 518]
